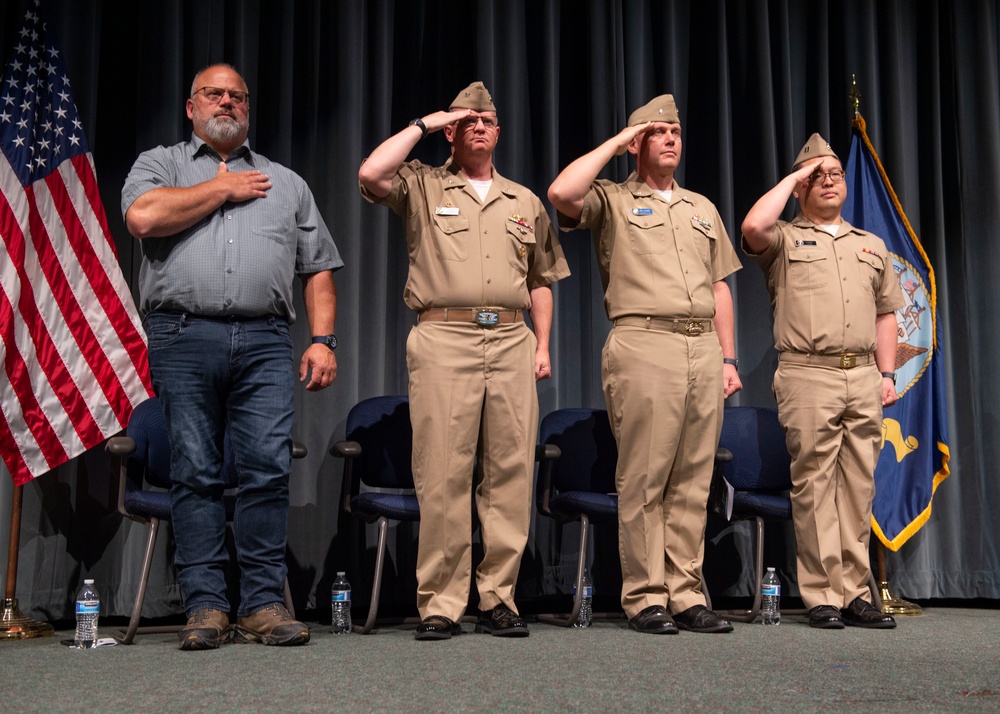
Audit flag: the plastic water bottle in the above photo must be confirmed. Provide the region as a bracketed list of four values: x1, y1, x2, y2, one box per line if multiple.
[331, 572, 352, 634]
[74, 579, 100, 648]
[573, 569, 593, 628]
[760, 567, 781, 625]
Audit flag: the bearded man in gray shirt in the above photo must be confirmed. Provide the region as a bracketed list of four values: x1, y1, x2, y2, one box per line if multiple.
[122, 63, 342, 650]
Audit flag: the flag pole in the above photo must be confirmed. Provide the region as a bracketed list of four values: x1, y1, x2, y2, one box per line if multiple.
[1, 485, 55, 638]
[850, 75, 923, 617]
[876, 542, 923, 616]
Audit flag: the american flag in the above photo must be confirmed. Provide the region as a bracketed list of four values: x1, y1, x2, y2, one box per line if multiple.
[0, 0, 152, 485]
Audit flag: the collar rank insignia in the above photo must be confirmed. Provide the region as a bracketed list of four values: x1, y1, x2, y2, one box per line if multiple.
[691, 215, 712, 230]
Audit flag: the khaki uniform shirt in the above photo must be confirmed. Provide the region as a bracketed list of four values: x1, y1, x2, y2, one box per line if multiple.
[361, 159, 570, 310]
[559, 172, 741, 319]
[745, 215, 905, 354]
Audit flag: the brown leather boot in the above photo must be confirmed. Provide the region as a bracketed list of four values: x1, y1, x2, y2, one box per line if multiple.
[233, 604, 310, 646]
[178, 608, 230, 650]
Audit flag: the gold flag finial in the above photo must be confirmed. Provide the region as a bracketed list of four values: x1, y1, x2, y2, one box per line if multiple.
[849, 74, 861, 119]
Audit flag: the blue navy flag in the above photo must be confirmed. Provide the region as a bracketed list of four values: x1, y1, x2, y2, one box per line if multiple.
[842, 114, 951, 551]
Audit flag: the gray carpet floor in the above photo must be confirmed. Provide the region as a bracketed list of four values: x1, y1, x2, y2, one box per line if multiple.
[2, 608, 998, 713]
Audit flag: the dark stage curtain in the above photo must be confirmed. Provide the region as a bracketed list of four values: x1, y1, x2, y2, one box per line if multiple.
[1, 0, 997, 620]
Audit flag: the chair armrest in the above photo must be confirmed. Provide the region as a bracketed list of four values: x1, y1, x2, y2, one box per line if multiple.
[106, 436, 136, 457]
[534, 443, 561, 517]
[330, 440, 361, 458]
[292, 441, 308, 459]
[535, 443, 561, 462]
[106, 436, 137, 521]
[708, 447, 733, 515]
[330, 440, 362, 513]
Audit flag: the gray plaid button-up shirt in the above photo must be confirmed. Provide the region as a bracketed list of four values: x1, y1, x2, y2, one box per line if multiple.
[122, 134, 343, 323]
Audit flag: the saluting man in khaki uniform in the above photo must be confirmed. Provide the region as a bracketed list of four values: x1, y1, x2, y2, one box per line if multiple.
[549, 95, 741, 635]
[359, 82, 570, 640]
[742, 134, 904, 630]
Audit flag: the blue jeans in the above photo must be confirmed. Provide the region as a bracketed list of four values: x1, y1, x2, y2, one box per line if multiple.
[144, 311, 295, 617]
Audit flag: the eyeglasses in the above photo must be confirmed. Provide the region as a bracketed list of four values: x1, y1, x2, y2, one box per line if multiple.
[457, 115, 498, 130]
[808, 169, 845, 185]
[193, 86, 249, 106]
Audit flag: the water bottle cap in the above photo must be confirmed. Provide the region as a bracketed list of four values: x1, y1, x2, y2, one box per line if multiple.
[337, 571, 345, 576]
[766, 567, 775, 572]
[84, 578, 94, 584]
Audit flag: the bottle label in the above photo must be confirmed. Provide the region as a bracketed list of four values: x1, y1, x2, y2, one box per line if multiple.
[76, 600, 99, 614]
[331, 592, 351, 602]
[582, 587, 593, 598]
[762, 585, 780, 597]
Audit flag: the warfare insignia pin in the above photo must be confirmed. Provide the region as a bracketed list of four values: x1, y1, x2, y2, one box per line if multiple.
[508, 214, 534, 232]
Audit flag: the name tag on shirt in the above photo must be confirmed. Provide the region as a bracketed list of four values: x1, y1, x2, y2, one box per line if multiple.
[795, 240, 817, 246]
[435, 206, 460, 216]
[631, 207, 653, 216]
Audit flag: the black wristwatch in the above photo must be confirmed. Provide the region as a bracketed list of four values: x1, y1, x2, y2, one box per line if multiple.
[312, 334, 337, 351]
[408, 117, 427, 138]
[881, 371, 896, 384]
[723, 358, 739, 371]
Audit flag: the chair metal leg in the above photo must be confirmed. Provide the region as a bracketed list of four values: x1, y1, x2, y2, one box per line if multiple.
[716, 515, 767, 623]
[537, 515, 589, 626]
[353, 516, 389, 634]
[751, 515, 764, 619]
[283, 578, 295, 619]
[114, 518, 160, 644]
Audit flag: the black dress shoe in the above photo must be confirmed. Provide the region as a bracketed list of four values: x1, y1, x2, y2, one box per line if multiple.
[628, 605, 678, 634]
[414, 615, 462, 641]
[808, 605, 845, 629]
[673, 604, 734, 633]
[841, 597, 897, 629]
[475, 604, 529, 637]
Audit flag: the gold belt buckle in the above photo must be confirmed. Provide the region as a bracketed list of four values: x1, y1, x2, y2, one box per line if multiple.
[840, 354, 857, 369]
[684, 321, 704, 336]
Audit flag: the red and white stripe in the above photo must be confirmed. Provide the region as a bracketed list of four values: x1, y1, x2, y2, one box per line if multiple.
[0, 152, 152, 485]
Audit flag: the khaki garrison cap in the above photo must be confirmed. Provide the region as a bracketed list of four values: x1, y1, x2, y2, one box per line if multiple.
[792, 133, 839, 170]
[450, 81, 496, 112]
[627, 94, 680, 127]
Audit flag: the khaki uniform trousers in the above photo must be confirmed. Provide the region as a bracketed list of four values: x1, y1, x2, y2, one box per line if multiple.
[603, 326, 723, 618]
[773, 362, 883, 609]
[406, 321, 538, 621]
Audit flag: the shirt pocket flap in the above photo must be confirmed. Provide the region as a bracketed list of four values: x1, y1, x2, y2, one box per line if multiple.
[432, 214, 470, 235]
[788, 249, 827, 264]
[506, 221, 537, 244]
[856, 251, 884, 270]
[626, 212, 666, 230]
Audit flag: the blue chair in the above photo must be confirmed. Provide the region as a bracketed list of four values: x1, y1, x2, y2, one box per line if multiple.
[712, 405, 881, 622]
[330, 395, 419, 634]
[106, 396, 303, 644]
[534, 408, 620, 626]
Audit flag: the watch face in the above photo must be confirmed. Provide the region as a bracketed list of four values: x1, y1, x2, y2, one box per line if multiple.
[328, 335, 337, 350]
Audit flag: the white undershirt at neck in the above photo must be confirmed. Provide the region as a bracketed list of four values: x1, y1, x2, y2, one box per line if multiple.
[654, 189, 673, 202]
[467, 178, 493, 202]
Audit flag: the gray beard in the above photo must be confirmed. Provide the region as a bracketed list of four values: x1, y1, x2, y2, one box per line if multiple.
[203, 116, 247, 143]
